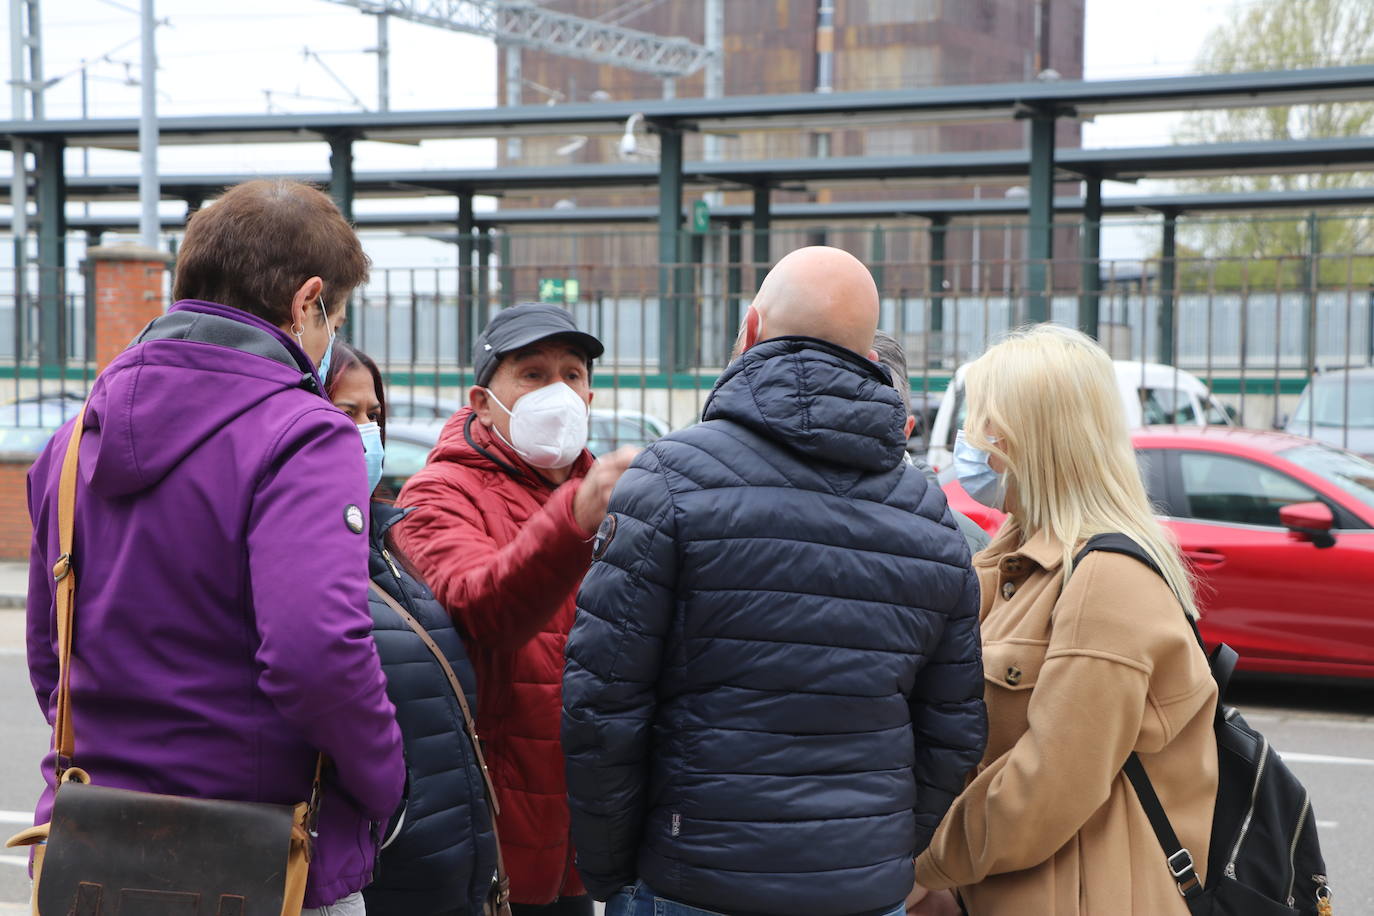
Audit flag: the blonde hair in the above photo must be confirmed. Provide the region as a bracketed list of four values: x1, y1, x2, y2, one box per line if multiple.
[964, 324, 1198, 618]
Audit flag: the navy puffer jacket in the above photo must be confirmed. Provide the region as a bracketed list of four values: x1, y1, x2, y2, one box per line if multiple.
[563, 337, 986, 916]
[365, 502, 499, 916]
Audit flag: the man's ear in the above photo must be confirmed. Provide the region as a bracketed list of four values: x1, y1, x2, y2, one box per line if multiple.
[469, 386, 493, 427]
[743, 305, 762, 352]
[904, 414, 917, 440]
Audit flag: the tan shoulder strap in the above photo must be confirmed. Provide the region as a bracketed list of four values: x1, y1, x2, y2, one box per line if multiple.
[368, 579, 511, 914]
[52, 407, 87, 773]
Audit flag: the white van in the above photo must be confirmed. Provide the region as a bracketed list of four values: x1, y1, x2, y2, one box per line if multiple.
[924, 360, 1234, 472]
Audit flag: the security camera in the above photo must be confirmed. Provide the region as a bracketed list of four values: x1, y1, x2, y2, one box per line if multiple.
[619, 113, 645, 160]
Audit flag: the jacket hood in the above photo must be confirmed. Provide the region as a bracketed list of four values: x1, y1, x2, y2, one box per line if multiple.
[81, 300, 324, 498]
[428, 406, 594, 487]
[702, 336, 907, 472]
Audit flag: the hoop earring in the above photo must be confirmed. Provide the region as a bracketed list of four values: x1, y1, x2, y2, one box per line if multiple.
[291, 323, 305, 340]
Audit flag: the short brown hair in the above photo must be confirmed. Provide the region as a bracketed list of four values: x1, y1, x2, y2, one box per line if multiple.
[872, 329, 912, 418]
[172, 179, 370, 325]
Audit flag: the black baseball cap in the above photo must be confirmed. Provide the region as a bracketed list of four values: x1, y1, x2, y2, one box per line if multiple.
[473, 303, 605, 387]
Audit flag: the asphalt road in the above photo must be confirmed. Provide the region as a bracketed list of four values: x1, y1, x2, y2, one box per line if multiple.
[0, 618, 1367, 914]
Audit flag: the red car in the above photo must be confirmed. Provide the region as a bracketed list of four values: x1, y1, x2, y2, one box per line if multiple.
[942, 428, 1374, 679]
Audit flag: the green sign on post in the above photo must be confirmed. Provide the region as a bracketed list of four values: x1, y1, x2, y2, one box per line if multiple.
[539, 277, 580, 304]
[691, 199, 710, 234]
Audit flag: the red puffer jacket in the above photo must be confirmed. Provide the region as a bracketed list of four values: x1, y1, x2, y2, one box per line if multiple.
[395, 407, 593, 905]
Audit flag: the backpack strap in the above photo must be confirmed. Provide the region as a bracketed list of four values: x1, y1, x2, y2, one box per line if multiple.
[1075, 533, 1210, 911]
[1123, 754, 1206, 910]
[1073, 533, 1206, 655]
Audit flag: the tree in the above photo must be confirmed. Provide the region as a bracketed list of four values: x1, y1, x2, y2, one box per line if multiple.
[1174, 0, 1374, 287]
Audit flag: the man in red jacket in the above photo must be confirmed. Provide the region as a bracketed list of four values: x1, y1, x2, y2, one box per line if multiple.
[396, 304, 635, 916]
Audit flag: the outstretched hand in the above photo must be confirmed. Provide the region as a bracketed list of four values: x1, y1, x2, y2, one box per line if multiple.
[573, 447, 640, 534]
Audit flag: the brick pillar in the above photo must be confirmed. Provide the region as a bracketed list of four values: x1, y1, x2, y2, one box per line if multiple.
[86, 245, 174, 372]
[0, 456, 33, 561]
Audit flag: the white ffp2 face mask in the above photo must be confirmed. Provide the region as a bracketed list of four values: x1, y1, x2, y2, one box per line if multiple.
[486, 381, 590, 469]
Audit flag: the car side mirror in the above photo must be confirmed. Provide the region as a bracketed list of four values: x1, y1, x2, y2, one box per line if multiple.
[1280, 501, 1337, 549]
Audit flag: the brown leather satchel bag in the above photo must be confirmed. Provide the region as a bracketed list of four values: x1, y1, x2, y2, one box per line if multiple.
[6, 407, 322, 916]
[368, 580, 512, 916]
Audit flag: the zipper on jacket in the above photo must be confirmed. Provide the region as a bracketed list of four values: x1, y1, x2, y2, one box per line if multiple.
[1284, 792, 1312, 906]
[381, 548, 403, 581]
[1224, 734, 1269, 878]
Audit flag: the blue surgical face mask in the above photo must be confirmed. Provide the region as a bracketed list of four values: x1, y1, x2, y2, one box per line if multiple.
[358, 421, 384, 494]
[954, 430, 1006, 511]
[316, 297, 336, 383]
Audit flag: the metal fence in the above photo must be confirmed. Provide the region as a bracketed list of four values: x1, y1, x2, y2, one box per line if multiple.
[1, 225, 1372, 453]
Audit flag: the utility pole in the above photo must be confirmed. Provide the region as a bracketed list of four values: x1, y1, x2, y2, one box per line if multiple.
[1034, 0, 1051, 75]
[10, 0, 46, 359]
[139, 0, 159, 249]
[503, 42, 522, 161]
[702, 0, 723, 202]
[373, 11, 390, 112]
[80, 61, 91, 217]
[10, 0, 29, 327]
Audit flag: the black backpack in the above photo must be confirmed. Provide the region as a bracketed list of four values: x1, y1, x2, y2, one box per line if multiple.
[1075, 534, 1333, 916]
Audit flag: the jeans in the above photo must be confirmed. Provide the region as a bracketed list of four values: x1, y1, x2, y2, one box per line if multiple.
[605, 881, 905, 916]
[303, 891, 366, 916]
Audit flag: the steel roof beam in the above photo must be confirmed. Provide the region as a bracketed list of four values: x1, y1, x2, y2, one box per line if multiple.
[319, 0, 712, 77]
[4, 66, 1373, 148]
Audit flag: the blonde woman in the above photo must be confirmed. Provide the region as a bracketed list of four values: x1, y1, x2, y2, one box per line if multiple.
[911, 324, 1218, 915]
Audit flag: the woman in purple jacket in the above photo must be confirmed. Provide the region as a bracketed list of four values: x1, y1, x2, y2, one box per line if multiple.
[24, 179, 405, 915]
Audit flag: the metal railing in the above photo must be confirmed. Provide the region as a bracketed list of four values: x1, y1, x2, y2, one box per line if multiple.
[0, 226, 1371, 458]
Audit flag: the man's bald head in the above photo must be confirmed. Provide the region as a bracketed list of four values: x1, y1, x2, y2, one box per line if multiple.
[748, 246, 880, 356]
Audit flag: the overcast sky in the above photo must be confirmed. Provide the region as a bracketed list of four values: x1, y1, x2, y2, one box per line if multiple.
[6, 0, 1261, 261]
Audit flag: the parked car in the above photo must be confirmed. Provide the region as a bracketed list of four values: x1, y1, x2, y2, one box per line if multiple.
[588, 408, 670, 455]
[378, 408, 670, 492]
[925, 360, 1233, 471]
[387, 393, 462, 423]
[0, 392, 86, 453]
[1284, 367, 1374, 459]
[943, 427, 1374, 680]
[378, 422, 444, 494]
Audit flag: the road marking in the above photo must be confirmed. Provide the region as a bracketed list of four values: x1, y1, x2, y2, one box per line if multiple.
[0, 813, 33, 825]
[1316, 820, 1339, 829]
[1279, 751, 1374, 767]
[0, 855, 28, 868]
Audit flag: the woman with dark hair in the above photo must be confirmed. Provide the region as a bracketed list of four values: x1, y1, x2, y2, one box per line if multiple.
[23, 179, 404, 916]
[326, 341, 503, 916]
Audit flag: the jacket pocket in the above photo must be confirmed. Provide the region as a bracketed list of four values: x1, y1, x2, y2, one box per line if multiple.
[982, 640, 1047, 692]
[981, 640, 1049, 761]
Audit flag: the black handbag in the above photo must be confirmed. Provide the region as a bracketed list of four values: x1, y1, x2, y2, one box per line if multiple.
[7, 405, 323, 916]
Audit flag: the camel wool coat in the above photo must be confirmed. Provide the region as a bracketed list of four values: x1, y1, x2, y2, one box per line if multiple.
[915, 525, 1219, 915]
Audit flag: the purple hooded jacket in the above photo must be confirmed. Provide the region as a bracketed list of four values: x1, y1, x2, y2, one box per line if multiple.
[25, 300, 405, 908]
